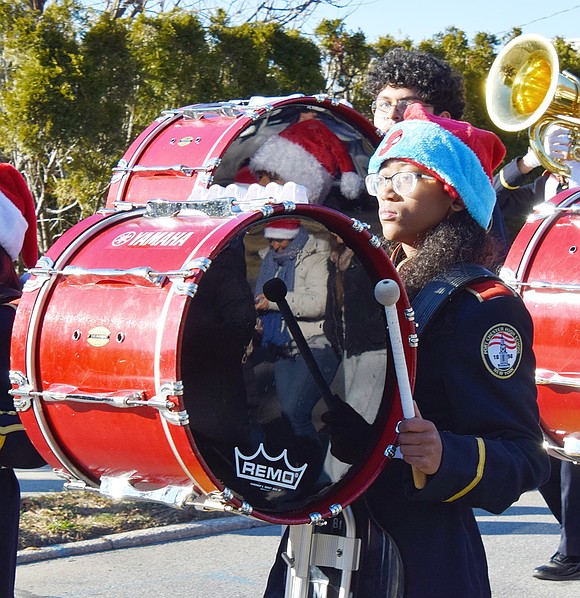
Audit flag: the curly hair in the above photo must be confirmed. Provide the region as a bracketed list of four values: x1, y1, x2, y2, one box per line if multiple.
[365, 48, 466, 120]
[385, 210, 503, 301]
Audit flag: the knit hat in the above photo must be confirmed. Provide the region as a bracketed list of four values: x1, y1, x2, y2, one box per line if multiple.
[368, 104, 506, 229]
[0, 163, 38, 267]
[263, 219, 301, 240]
[250, 118, 363, 205]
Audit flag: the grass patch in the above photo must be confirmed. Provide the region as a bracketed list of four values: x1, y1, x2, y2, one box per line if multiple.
[19, 492, 225, 550]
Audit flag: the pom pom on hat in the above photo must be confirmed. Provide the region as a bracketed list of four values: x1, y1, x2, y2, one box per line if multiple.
[263, 218, 301, 240]
[368, 105, 506, 229]
[0, 164, 38, 267]
[250, 118, 363, 204]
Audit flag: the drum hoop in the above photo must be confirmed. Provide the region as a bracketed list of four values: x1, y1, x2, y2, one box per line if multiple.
[18, 209, 147, 486]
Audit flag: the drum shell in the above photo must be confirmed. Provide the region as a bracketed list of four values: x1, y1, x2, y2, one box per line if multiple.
[106, 95, 381, 212]
[11, 203, 413, 524]
[502, 188, 580, 453]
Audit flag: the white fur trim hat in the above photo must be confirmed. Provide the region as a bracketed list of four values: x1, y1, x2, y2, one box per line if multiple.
[263, 218, 301, 240]
[250, 117, 363, 204]
[0, 164, 38, 267]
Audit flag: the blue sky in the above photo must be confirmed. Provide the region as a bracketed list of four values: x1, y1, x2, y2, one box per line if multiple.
[306, 1, 580, 44]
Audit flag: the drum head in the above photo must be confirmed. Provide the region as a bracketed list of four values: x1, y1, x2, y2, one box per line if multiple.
[179, 205, 410, 522]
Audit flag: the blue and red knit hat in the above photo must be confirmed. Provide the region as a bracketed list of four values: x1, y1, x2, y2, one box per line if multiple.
[368, 104, 506, 229]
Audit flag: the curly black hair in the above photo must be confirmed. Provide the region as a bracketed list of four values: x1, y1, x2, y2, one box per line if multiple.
[385, 210, 502, 301]
[365, 48, 466, 120]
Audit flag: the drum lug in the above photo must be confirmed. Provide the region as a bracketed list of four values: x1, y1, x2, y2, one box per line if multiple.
[408, 333, 419, 348]
[260, 205, 275, 217]
[23, 256, 55, 292]
[350, 218, 371, 233]
[9, 371, 33, 411]
[155, 381, 189, 426]
[308, 512, 326, 526]
[187, 488, 254, 517]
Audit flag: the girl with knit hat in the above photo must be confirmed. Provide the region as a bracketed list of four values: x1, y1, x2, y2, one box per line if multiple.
[264, 105, 549, 597]
[359, 105, 548, 596]
[0, 163, 43, 597]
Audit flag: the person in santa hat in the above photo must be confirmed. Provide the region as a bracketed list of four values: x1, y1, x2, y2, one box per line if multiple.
[249, 113, 363, 206]
[264, 105, 549, 597]
[254, 217, 338, 468]
[0, 163, 42, 598]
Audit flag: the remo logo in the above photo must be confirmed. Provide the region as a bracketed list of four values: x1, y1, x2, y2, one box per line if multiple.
[481, 324, 522, 379]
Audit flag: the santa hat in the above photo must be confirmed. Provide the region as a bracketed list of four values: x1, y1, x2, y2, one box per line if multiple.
[263, 218, 301, 240]
[250, 119, 363, 204]
[368, 104, 506, 229]
[0, 164, 38, 267]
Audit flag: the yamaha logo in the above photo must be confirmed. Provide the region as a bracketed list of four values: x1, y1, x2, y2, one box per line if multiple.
[111, 230, 194, 247]
[235, 444, 307, 491]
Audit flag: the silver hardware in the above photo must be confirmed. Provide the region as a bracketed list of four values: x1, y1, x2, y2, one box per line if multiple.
[309, 512, 325, 526]
[10, 380, 188, 426]
[310, 530, 361, 572]
[368, 234, 382, 248]
[260, 205, 275, 217]
[26, 261, 209, 289]
[328, 503, 342, 517]
[385, 444, 397, 458]
[8, 371, 33, 411]
[61, 265, 165, 286]
[23, 256, 54, 292]
[111, 164, 196, 177]
[404, 307, 415, 321]
[155, 381, 188, 425]
[145, 198, 234, 218]
[409, 333, 419, 348]
[536, 369, 580, 389]
[351, 218, 371, 233]
[509, 279, 580, 292]
[99, 476, 198, 508]
[173, 281, 198, 297]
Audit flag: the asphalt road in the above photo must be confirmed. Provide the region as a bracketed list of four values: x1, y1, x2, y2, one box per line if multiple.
[12, 469, 580, 597]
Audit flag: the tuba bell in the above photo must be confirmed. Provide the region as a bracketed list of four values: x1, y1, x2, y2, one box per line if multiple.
[486, 33, 580, 177]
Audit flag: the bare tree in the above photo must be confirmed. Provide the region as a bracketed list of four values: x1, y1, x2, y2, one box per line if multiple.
[90, 0, 357, 28]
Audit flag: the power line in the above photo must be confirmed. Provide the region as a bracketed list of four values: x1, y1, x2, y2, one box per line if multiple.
[496, 4, 580, 37]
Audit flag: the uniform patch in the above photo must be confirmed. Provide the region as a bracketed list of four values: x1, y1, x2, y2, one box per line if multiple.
[481, 324, 522, 379]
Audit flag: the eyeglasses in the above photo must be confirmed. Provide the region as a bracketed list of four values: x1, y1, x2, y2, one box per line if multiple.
[370, 98, 430, 118]
[365, 172, 436, 196]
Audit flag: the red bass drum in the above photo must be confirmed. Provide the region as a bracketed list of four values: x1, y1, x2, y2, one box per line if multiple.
[105, 94, 382, 233]
[501, 188, 580, 460]
[11, 198, 415, 525]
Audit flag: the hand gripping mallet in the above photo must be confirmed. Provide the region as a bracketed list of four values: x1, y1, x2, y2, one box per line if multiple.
[262, 277, 342, 411]
[374, 279, 426, 489]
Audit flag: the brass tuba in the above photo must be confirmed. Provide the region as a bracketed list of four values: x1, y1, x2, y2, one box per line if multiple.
[486, 33, 580, 177]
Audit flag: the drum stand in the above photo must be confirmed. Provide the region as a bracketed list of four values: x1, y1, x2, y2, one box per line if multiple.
[282, 506, 361, 598]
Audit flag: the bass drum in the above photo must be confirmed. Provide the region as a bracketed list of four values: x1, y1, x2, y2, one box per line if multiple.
[10, 201, 414, 525]
[501, 188, 580, 460]
[106, 94, 382, 233]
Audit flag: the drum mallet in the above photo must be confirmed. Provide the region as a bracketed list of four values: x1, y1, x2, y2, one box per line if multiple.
[262, 277, 342, 412]
[374, 279, 426, 490]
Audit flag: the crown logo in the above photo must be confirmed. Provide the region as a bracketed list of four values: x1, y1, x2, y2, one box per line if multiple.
[235, 443, 308, 491]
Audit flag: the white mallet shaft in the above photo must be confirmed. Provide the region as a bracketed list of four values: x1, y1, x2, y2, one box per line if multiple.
[375, 278, 426, 489]
[374, 279, 414, 418]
